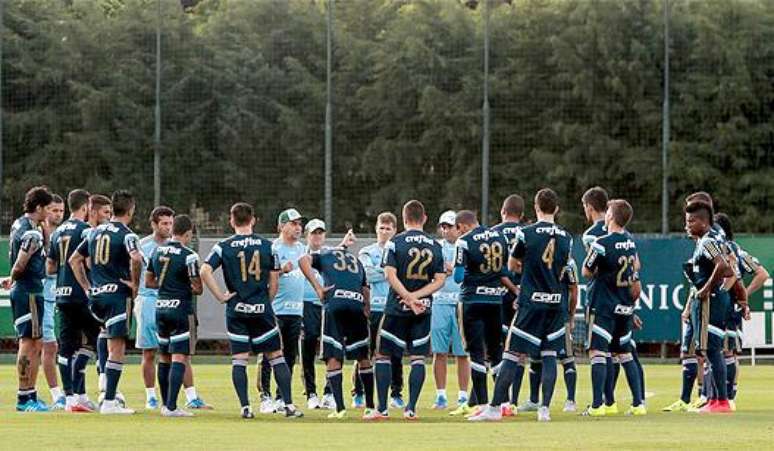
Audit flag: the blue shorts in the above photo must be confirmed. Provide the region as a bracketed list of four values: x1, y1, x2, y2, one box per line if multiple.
[10, 287, 44, 339]
[134, 295, 159, 349]
[431, 303, 466, 356]
[42, 300, 57, 343]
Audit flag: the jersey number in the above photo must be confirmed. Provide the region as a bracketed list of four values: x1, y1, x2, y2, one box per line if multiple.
[157, 256, 171, 286]
[616, 255, 637, 287]
[541, 238, 555, 269]
[406, 247, 433, 281]
[479, 242, 504, 273]
[332, 250, 359, 274]
[94, 235, 111, 265]
[237, 251, 261, 282]
[58, 236, 71, 267]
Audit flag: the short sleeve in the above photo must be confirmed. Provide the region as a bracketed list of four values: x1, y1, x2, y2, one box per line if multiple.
[270, 250, 281, 271]
[738, 249, 760, 275]
[186, 252, 200, 278]
[311, 253, 323, 272]
[563, 260, 579, 285]
[146, 253, 157, 275]
[510, 229, 526, 259]
[382, 240, 397, 268]
[205, 243, 223, 270]
[124, 233, 140, 254]
[431, 244, 444, 277]
[77, 236, 90, 257]
[20, 230, 43, 254]
[47, 233, 60, 264]
[701, 239, 722, 260]
[455, 239, 468, 268]
[583, 242, 605, 272]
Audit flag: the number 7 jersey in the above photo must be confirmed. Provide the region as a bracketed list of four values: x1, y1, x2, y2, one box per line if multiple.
[510, 221, 572, 309]
[382, 229, 444, 317]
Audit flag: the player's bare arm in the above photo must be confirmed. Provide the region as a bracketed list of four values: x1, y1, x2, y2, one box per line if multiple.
[68, 251, 91, 294]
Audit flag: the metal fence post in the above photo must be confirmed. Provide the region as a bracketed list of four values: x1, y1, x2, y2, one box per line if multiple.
[154, 0, 162, 207]
[661, 0, 670, 235]
[481, 0, 491, 225]
[324, 0, 334, 228]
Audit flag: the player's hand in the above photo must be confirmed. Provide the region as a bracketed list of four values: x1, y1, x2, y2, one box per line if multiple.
[316, 285, 334, 302]
[681, 308, 691, 323]
[0, 277, 12, 290]
[633, 314, 643, 330]
[341, 229, 356, 248]
[742, 304, 751, 321]
[444, 262, 454, 274]
[282, 261, 293, 274]
[410, 297, 428, 315]
[219, 291, 237, 304]
[120, 279, 137, 296]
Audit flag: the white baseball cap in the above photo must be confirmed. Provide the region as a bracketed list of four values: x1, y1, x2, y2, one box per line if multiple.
[305, 218, 326, 233]
[439, 210, 456, 226]
[278, 208, 304, 226]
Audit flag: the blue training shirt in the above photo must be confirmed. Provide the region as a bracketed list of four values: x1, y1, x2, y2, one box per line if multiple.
[138, 235, 166, 299]
[433, 239, 461, 306]
[272, 238, 306, 316]
[358, 242, 390, 313]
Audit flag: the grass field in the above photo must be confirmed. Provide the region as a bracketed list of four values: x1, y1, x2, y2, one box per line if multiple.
[0, 361, 773, 450]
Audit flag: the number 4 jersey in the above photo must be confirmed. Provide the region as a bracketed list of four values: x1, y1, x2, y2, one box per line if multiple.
[510, 221, 572, 309]
[382, 229, 444, 317]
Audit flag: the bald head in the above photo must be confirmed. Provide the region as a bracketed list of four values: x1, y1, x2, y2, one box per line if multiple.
[455, 210, 478, 234]
[501, 194, 524, 221]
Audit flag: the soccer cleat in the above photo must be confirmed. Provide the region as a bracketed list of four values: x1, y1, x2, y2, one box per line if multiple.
[501, 403, 516, 417]
[284, 405, 304, 418]
[115, 392, 127, 408]
[97, 391, 105, 406]
[626, 405, 647, 416]
[537, 406, 551, 422]
[390, 395, 405, 409]
[321, 393, 337, 410]
[259, 395, 275, 414]
[273, 398, 286, 413]
[327, 409, 347, 420]
[729, 399, 736, 412]
[448, 404, 473, 416]
[687, 395, 708, 412]
[307, 394, 322, 410]
[363, 409, 389, 421]
[699, 399, 732, 414]
[16, 400, 49, 412]
[50, 396, 66, 411]
[468, 405, 502, 422]
[185, 398, 213, 410]
[351, 393, 365, 409]
[662, 399, 689, 412]
[604, 403, 619, 415]
[67, 400, 95, 413]
[464, 405, 483, 418]
[517, 400, 540, 413]
[241, 406, 255, 419]
[403, 409, 418, 420]
[563, 400, 577, 413]
[99, 400, 135, 415]
[432, 394, 448, 410]
[145, 396, 159, 410]
[581, 405, 606, 417]
[162, 408, 194, 417]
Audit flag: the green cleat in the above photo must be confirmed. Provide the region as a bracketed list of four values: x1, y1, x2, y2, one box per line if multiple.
[626, 405, 647, 416]
[605, 403, 619, 415]
[662, 399, 689, 412]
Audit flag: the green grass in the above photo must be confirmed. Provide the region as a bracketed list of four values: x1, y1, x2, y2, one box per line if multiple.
[1, 361, 773, 450]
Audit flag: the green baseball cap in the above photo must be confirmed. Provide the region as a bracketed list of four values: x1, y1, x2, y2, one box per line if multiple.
[278, 208, 305, 226]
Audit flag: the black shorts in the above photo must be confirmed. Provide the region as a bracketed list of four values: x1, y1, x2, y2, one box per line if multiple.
[321, 302, 369, 361]
[501, 293, 517, 336]
[227, 313, 281, 355]
[377, 313, 431, 358]
[10, 287, 44, 339]
[58, 302, 100, 355]
[587, 312, 634, 354]
[303, 302, 323, 341]
[89, 294, 132, 338]
[505, 305, 565, 358]
[460, 302, 502, 363]
[157, 309, 196, 355]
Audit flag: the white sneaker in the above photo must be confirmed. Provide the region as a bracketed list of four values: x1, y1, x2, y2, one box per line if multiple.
[307, 394, 321, 410]
[563, 400, 577, 413]
[467, 405, 502, 422]
[517, 400, 540, 412]
[99, 399, 135, 415]
[162, 408, 194, 417]
[115, 392, 127, 408]
[321, 393, 337, 410]
[259, 396, 275, 414]
[537, 406, 551, 422]
[273, 398, 286, 413]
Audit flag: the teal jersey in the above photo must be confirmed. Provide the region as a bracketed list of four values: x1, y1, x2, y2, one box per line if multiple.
[358, 242, 390, 313]
[583, 232, 639, 313]
[311, 249, 368, 308]
[77, 221, 139, 298]
[47, 218, 90, 304]
[382, 230, 445, 317]
[139, 236, 166, 299]
[205, 233, 278, 318]
[433, 239, 460, 305]
[148, 241, 199, 315]
[9, 216, 46, 293]
[510, 221, 572, 310]
[455, 226, 509, 304]
[271, 239, 306, 316]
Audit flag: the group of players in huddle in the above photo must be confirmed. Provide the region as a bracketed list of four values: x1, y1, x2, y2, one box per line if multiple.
[3, 184, 767, 420]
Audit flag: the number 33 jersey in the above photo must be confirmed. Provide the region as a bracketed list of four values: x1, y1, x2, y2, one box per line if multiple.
[510, 221, 572, 310]
[382, 230, 444, 317]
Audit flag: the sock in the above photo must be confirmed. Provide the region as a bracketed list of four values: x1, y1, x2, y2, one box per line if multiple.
[145, 387, 157, 402]
[591, 355, 607, 408]
[97, 336, 108, 374]
[327, 368, 345, 412]
[185, 386, 198, 403]
[58, 355, 73, 396]
[470, 359, 489, 406]
[680, 357, 698, 404]
[633, 348, 645, 399]
[612, 358, 621, 393]
[49, 386, 64, 403]
[562, 358, 577, 402]
[703, 363, 715, 399]
[725, 356, 737, 401]
[260, 356, 271, 397]
[270, 356, 293, 406]
[30, 390, 38, 402]
[353, 363, 363, 396]
[71, 350, 94, 396]
[407, 358, 426, 412]
[104, 360, 123, 401]
[390, 354, 404, 399]
[231, 359, 249, 408]
[458, 390, 468, 402]
[540, 354, 557, 408]
[510, 361, 526, 405]
[621, 355, 643, 406]
[360, 366, 375, 409]
[167, 362, 185, 411]
[375, 358, 391, 413]
[17, 388, 34, 405]
[436, 388, 447, 398]
[604, 356, 616, 406]
[157, 362, 171, 406]
[491, 354, 520, 406]
[529, 360, 542, 404]
[707, 350, 728, 400]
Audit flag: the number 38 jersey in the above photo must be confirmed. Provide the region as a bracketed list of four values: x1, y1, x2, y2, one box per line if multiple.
[455, 225, 509, 304]
[382, 229, 444, 317]
[311, 249, 367, 308]
[583, 231, 639, 313]
[510, 221, 572, 310]
[205, 234, 279, 318]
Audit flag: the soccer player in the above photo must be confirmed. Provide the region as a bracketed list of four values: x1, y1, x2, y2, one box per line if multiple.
[200, 202, 302, 419]
[69, 190, 142, 415]
[299, 244, 372, 419]
[453, 210, 514, 417]
[259, 208, 306, 413]
[2, 186, 54, 412]
[470, 188, 571, 422]
[355, 212, 405, 409]
[367, 200, 446, 420]
[41, 194, 66, 409]
[47, 189, 102, 412]
[431, 210, 469, 411]
[582, 199, 645, 417]
[135, 206, 174, 409]
[145, 215, 202, 417]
